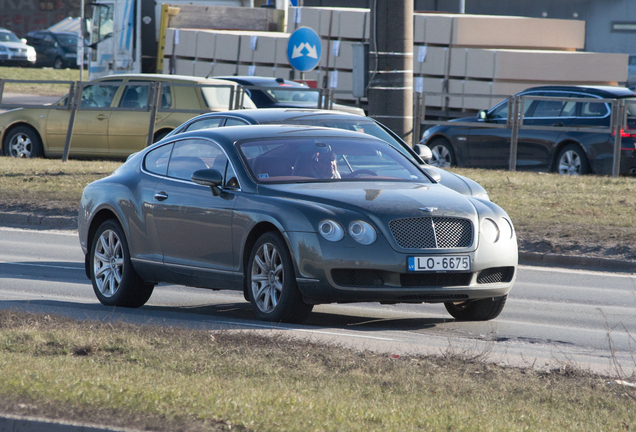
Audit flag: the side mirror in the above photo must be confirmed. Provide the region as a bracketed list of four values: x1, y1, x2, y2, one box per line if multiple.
[191, 168, 223, 196]
[414, 144, 432, 162]
[478, 110, 488, 120]
[422, 166, 442, 182]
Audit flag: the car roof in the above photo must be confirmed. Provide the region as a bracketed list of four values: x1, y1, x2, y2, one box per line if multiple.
[173, 123, 383, 145]
[215, 76, 306, 87]
[523, 85, 636, 98]
[199, 108, 373, 123]
[96, 74, 236, 85]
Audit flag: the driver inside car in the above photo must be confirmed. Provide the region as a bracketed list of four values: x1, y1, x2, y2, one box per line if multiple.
[309, 148, 341, 179]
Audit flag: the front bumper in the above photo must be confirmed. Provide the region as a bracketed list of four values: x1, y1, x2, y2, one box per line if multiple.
[286, 231, 518, 305]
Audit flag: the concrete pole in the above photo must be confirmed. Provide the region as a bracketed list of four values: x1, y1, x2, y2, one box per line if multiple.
[368, 0, 414, 145]
[459, 0, 465, 14]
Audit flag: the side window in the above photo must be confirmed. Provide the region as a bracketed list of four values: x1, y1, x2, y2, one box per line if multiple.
[167, 139, 225, 182]
[81, 83, 120, 107]
[529, 99, 565, 118]
[224, 118, 249, 127]
[119, 83, 149, 109]
[144, 143, 173, 176]
[185, 118, 222, 132]
[489, 97, 534, 119]
[581, 101, 609, 117]
[225, 163, 239, 188]
[161, 85, 172, 109]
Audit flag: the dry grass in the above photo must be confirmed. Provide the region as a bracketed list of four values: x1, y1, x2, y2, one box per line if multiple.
[0, 310, 634, 432]
[0, 67, 79, 97]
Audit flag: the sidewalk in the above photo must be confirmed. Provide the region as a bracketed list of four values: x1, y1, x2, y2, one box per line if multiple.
[1, 210, 635, 273]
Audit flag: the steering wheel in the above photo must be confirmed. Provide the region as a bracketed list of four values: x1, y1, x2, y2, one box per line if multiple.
[346, 169, 378, 178]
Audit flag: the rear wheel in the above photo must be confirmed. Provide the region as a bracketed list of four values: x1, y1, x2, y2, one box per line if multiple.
[427, 138, 455, 168]
[90, 219, 154, 308]
[556, 144, 589, 175]
[247, 232, 313, 323]
[3, 126, 43, 158]
[444, 295, 507, 321]
[53, 56, 64, 69]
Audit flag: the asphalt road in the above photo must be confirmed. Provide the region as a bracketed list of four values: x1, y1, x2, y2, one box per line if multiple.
[1, 226, 635, 376]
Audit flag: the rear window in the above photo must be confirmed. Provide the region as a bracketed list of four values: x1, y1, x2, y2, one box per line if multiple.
[201, 85, 256, 110]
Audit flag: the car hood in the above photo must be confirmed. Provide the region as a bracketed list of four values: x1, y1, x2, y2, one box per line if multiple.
[0, 41, 31, 50]
[263, 181, 478, 221]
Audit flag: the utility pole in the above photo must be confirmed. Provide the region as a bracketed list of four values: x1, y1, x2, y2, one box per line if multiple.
[368, 0, 414, 145]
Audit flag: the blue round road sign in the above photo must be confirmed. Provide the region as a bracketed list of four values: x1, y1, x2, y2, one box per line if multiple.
[287, 27, 322, 72]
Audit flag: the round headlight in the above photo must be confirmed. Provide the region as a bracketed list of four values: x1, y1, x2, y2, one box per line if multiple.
[318, 220, 344, 242]
[348, 220, 377, 245]
[499, 217, 513, 240]
[481, 218, 500, 243]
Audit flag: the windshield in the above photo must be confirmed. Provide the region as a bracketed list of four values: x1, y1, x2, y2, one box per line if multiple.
[0, 31, 21, 43]
[261, 82, 319, 103]
[259, 117, 418, 162]
[239, 137, 429, 184]
[57, 34, 77, 48]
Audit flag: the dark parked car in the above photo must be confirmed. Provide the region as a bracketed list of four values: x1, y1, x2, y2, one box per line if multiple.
[79, 125, 517, 324]
[215, 76, 365, 116]
[164, 108, 490, 200]
[25, 30, 78, 69]
[422, 85, 636, 176]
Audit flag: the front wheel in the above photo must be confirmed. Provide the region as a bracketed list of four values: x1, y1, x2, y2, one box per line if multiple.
[53, 56, 64, 69]
[427, 138, 455, 168]
[3, 126, 43, 158]
[90, 220, 154, 308]
[444, 295, 507, 321]
[247, 232, 313, 323]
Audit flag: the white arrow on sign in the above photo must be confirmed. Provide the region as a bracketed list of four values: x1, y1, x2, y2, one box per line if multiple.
[291, 43, 319, 59]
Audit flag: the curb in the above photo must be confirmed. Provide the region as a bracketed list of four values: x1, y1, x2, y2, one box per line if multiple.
[0, 413, 139, 432]
[0, 212, 77, 230]
[1, 212, 634, 273]
[519, 252, 636, 272]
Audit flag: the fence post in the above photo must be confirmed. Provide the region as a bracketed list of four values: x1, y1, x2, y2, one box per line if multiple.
[228, 86, 235, 111]
[413, 91, 422, 144]
[508, 95, 521, 172]
[146, 82, 162, 148]
[612, 99, 625, 178]
[62, 81, 80, 162]
[0, 80, 4, 105]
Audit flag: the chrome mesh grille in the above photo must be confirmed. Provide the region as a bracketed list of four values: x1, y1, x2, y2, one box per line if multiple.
[389, 217, 473, 249]
[476, 267, 515, 284]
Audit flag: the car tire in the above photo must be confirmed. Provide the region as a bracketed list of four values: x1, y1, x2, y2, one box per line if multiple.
[444, 295, 507, 321]
[427, 138, 456, 168]
[3, 126, 43, 158]
[53, 56, 64, 69]
[556, 144, 589, 175]
[153, 130, 171, 143]
[247, 231, 313, 323]
[90, 219, 154, 308]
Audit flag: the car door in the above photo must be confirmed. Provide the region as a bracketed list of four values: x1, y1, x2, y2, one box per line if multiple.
[45, 81, 119, 156]
[152, 138, 238, 282]
[465, 98, 526, 168]
[108, 80, 153, 156]
[515, 91, 571, 171]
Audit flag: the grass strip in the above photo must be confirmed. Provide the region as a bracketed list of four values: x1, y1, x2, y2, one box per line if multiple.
[0, 310, 634, 432]
[0, 67, 79, 97]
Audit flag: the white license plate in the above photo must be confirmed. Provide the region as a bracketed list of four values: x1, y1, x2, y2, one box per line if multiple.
[408, 256, 470, 272]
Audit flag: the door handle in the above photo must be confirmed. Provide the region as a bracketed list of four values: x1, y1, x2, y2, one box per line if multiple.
[552, 121, 564, 127]
[97, 114, 108, 120]
[154, 191, 168, 201]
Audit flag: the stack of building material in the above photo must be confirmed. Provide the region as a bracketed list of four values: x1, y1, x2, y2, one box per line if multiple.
[162, 28, 292, 81]
[413, 13, 628, 110]
[160, 7, 629, 111]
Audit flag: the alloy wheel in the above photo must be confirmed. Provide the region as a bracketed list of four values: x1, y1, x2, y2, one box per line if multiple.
[8, 133, 33, 158]
[558, 150, 582, 175]
[250, 242, 283, 313]
[430, 144, 452, 168]
[93, 229, 124, 298]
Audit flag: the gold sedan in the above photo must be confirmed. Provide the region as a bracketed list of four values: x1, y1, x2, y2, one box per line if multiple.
[0, 74, 255, 159]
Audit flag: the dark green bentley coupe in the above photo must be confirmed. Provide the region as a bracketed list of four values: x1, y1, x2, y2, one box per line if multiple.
[79, 125, 518, 324]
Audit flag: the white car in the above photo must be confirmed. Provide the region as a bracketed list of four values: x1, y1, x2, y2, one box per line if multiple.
[0, 28, 37, 67]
